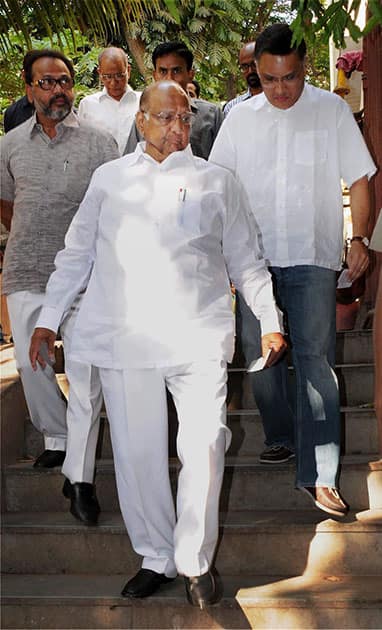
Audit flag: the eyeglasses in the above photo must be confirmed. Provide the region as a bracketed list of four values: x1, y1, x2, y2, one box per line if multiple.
[239, 61, 257, 72]
[100, 72, 127, 81]
[30, 76, 74, 91]
[142, 111, 195, 126]
[259, 69, 303, 87]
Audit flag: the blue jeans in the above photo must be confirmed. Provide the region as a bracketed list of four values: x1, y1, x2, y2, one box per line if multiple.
[236, 265, 340, 488]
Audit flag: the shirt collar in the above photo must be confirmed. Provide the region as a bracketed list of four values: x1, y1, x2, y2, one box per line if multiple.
[99, 84, 137, 102]
[129, 142, 196, 169]
[250, 82, 309, 113]
[28, 109, 79, 137]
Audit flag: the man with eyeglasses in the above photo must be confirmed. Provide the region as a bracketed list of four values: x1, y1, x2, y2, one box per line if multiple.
[223, 41, 262, 118]
[0, 49, 119, 523]
[124, 41, 223, 159]
[210, 24, 376, 517]
[29, 80, 285, 607]
[78, 47, 141, 155]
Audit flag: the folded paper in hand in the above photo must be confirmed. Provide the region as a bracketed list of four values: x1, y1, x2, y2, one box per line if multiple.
[337, 269, 353, 289]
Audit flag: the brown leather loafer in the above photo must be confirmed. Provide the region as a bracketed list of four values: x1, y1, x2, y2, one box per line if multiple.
[301, 486, 349, 517]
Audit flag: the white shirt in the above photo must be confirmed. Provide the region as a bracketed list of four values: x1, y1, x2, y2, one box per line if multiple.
[37, 144, 282, 368]
[210, 83, 376, 271]
[78, 86, 141, 154]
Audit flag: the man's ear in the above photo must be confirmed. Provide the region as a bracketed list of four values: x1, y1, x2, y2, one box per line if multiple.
[26, 84, 34, 105]
[135, 110, 145, 137]
[189, 68, 195, 81]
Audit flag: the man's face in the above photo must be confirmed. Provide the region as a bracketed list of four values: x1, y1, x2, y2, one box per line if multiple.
[98, 55, 129, 100]
[239, 44, 260, 90]
[256, 51, 305, 109]
[187, 82, 198, 99]
[153, 53, 194, 92]
[27, 57, 74, 121]
[136, 85, 191, 162]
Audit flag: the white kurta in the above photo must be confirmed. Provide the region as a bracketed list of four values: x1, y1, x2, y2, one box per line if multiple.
[78, 86, 141, 154]
[37, 144, 282, 366]
[209, 83, 376, 270]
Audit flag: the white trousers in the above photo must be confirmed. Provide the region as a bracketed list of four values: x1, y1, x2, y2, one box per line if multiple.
[99, 360, 231, 578]
[7, 291, 102, 482]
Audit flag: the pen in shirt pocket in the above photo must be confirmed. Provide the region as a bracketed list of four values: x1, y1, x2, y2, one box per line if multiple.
[64, 160, 69, 172]
[178, 187, 187, 202]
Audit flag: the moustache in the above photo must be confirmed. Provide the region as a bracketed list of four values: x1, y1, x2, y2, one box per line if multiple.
[48, 94, 71, 107]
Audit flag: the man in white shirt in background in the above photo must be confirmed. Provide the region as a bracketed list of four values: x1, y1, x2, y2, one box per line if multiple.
[223, 41, 262, 118]
[210, 23, 376, 517]
[78, 47, 141, 155]
[30, 81, 285, 608]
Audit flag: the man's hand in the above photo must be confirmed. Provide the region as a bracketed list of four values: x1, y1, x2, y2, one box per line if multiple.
[261, 332, 287, 368]
[29, 327, 57, 371]
[346, 240, 369, 282]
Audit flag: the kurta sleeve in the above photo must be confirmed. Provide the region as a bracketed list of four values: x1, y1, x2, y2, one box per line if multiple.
[221, 171, 283, 336]
[36, 169, 105, 332]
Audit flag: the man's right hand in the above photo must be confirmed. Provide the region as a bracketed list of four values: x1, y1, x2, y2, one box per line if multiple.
[29, 327, 57, 371]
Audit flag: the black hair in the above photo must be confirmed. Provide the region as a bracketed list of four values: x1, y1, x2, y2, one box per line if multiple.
[255, 24, 306, 61]
[152, 42, 194, 71]
[24, 49, 75, 84]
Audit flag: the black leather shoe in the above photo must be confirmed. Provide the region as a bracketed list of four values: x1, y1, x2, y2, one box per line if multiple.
[62, 478, 100, 525]
[185, 570, 220, 608]
[121, 569, 175, 598]
[33, 450, 66, 468]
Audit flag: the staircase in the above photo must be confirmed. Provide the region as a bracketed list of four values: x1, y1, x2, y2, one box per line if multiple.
[1, 330, 382, 629]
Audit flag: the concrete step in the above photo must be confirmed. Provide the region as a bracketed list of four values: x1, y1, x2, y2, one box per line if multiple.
[2, 510, 382, 577]
[2, 573, 382, 629]
[334, 329, 373, 364]
[4, 456, 382, 514]
[23, 404, 378, 460]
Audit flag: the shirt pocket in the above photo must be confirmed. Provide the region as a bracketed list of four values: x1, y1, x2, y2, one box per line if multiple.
[56, 157, 92, 205]
[177, 193, 203, 236]
[294, 130, 328, 166]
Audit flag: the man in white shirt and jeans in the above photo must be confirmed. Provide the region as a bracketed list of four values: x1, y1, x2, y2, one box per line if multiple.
[29, 81, 285, 608]
[210, 23, 376, 517]
[78, 47, 141, 155]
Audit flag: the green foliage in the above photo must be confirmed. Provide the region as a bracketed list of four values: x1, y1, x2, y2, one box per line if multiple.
[0, 0, 161, 52]
[289, 0, 381, 48]
[125, 0, 296, 101]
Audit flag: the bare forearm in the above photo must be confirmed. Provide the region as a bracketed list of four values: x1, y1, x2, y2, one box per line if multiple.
[347, 176, 370, 281]
[349, 176, 370, 236]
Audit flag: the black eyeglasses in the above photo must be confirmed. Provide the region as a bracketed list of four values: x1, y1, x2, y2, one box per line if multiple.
[239, 61, 257, 72]
[30, 76, 74, 91]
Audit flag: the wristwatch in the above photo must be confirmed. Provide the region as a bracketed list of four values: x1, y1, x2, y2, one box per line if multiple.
[351, 236, 370, 247]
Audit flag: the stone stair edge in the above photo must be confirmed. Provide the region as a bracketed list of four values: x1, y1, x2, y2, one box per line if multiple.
[3, 509, 382, 533]
[2, 572, 381, 601]
[5, 453, 381, 473]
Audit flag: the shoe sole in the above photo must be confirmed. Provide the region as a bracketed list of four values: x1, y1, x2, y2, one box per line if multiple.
[121, 576, 175, 598]
[259, 453, 296, 464]
[300, 487, 348, 518]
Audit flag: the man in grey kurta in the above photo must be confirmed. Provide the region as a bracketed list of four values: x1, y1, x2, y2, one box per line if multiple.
[0, 48, 118, 523]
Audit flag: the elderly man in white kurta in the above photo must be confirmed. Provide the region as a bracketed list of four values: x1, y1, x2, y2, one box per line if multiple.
[30, 81, 285, 608]
[78, 47, 141, 155]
